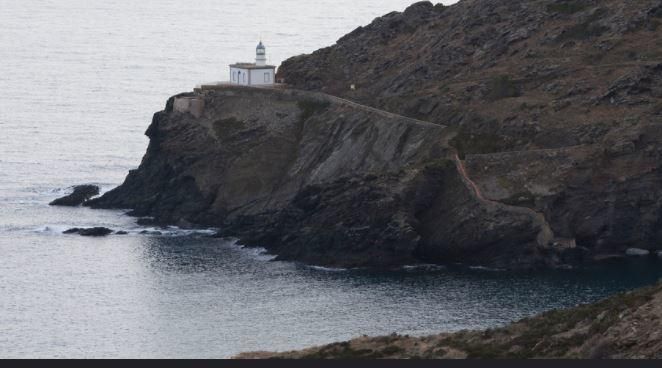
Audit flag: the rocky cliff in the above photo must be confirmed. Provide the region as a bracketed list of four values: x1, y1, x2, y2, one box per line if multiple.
[90, 0, 662, 269]
[89, 86, 562, 269]
[236, 282, 662, 359]
[278, 0, 662, 259]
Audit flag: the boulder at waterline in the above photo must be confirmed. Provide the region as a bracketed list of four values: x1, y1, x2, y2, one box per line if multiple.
[50, 185, 100, 206]
[63, 227, 113, 237]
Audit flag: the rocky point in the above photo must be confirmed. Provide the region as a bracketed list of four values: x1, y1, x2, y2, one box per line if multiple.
[88, 0, 662, 269]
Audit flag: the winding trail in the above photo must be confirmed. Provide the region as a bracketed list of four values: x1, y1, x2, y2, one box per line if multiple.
[199, 84, 558, 248]
[453, 153, 485, 201]
[323, 79, 563, 249]
[452, 151, 555, 248]
[196, 83, 439, 128]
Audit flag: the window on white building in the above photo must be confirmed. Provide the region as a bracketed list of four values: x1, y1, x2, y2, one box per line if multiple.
[264, 73, 270, 83]
[232, 71, 236, 82]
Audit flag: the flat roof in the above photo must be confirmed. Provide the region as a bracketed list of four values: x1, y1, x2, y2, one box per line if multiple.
[230, 63, 276, 70]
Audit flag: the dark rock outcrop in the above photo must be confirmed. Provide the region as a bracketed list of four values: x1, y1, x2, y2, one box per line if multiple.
[49, 185, 100, 206]
[63, 227, 113, 237]
[87, 86, 558, 269]
[278, 0, 662, 260]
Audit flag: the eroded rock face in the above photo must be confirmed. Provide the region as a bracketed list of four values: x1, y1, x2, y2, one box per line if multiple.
[49, 185, 100, 206]
[278, 0, 662, 257]
[87, 86, 557, 269]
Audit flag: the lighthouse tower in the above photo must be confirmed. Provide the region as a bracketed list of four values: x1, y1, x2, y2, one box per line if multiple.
[256, 41, 267, 66]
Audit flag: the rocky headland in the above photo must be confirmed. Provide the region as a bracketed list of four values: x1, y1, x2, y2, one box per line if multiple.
[87, 86, 558, 269]
[278, 0, 662, 265]
[88, 0, 662, 270]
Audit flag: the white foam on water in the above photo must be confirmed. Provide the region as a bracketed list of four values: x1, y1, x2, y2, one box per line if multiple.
[136, 226, 218, 237]
[307, 265, 350, 272]
[28, 183, 115, 204]
[246, 248, 278, 262]
[98, 184, 118, 196]
[32, 225, 80, 235]
[47, 186, 73, 197]
[231, 242, 278, 262]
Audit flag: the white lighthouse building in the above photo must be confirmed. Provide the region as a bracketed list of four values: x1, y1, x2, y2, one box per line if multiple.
[229, 41, 276, 86]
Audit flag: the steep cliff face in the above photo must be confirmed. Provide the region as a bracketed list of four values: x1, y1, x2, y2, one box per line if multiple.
[89, 86, 560, 269]
[278, 0, 662, 257]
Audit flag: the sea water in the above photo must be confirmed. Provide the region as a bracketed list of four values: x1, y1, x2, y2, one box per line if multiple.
[1, 0, 661, 358]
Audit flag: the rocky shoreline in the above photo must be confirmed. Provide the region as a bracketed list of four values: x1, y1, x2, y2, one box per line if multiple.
[83, 85, 581, 270]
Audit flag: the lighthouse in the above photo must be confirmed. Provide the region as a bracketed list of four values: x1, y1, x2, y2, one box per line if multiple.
[256, 41, 267, 66]
[229, 41, 276, 86]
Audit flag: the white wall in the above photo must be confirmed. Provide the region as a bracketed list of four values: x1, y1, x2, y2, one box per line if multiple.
[249, 68, 275, 86]
[229, 67, 249, 85]
[230, 67, 275, 86]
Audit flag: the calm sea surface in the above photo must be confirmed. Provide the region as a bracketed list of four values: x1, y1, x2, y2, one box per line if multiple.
[1, 0, 662, 359]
